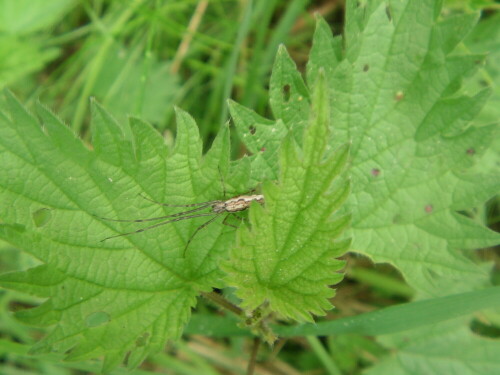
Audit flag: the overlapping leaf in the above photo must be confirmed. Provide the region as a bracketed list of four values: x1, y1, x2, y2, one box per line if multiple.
[233, 0, 499, 297]
[0, 93, 245, 370]
[365, 318, 500, 375]
[225, 74, 351, 321]
[1, 0, 499, 372]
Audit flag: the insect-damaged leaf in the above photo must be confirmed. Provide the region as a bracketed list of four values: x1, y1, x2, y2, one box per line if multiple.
[1, 0, 499, 372]
[236, 1, 500, 298]
[0, 93, 244, 370]
[225, 72, 351, 322]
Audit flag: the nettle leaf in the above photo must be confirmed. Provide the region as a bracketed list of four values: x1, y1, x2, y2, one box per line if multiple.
[0, 60, 352, 368]
[228, 99, 288, 184]
[0, 92, 249, 370]
[325, 1, 499, 296]
[235, 0, 499, 298]
[1, 0, 499, 371]
[367, 318, 500, 375]
[225, 74, 351, 322]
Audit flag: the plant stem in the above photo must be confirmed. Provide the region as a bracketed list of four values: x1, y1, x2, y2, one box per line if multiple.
[200, 291, 244, 317]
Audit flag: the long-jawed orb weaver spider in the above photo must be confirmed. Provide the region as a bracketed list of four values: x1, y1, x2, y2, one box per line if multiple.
[97, 193, 264, 255]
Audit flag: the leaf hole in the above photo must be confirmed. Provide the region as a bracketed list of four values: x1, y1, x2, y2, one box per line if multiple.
[363, 64, 370, 72]
[356, 0, 366, 8]
[385, 5, 392, 21]
[392, 214, 402, 224]
[479, 79, 489, 87]
[32, 208, 52, 227]
[86, 311, 110, 327]
[136, 332, 150, 347]
[470, 318, 500, 338]
[283, 84, 291, 102]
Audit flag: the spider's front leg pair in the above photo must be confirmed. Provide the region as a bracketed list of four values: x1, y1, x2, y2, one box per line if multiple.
[98, 192, 262, 257]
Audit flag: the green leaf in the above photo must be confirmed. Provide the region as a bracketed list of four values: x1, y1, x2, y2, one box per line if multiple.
[275, 285, 500, 337]
[463, 11, 500, 184]
[269, 45, 310, 144]
[0, 35, 59, 87]
[236, 0, 500, 297]
[0, 90, 243, 369]
[1, 1, 499, 372]
[464, 11, 500, 126]
[185, 285, 500, 337]
[0, 0, 75, 34]
[91, 42, 178, 126]
[226, 2, 500, 372]
[224, 73, 351, 322]
[333, 0, 499, 295]
[366, 319, 500, 375]
[0, 0, 69, 87]
[228, 99, 288, 184]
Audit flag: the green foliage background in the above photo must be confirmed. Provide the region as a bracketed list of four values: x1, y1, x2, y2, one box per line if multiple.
[1, 0, 499, 374]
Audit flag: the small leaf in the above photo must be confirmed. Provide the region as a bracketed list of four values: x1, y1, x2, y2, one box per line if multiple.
[229, 99, 287, 183]
[225, 73, 351, 321]
[269, 45, 310, 143]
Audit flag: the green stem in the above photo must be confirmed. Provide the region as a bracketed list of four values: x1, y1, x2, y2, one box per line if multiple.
[200, 291, 244, 317]
[306, 336, 342, 375]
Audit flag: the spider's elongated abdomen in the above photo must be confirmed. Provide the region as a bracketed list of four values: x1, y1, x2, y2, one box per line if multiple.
[213, 194, 264, 213]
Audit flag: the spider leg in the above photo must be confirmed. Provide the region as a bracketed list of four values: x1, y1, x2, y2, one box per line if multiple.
[183, 214, 222, 257]
[100, 212, 216, 242]
[139, 193, 220, 207]
[95, 203, 212, 223]
[223, 212, 246, 228]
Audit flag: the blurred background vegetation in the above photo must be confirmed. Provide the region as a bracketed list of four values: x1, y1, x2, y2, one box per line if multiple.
[1, 0, 498, 374]
[0, 0, 346, 151]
